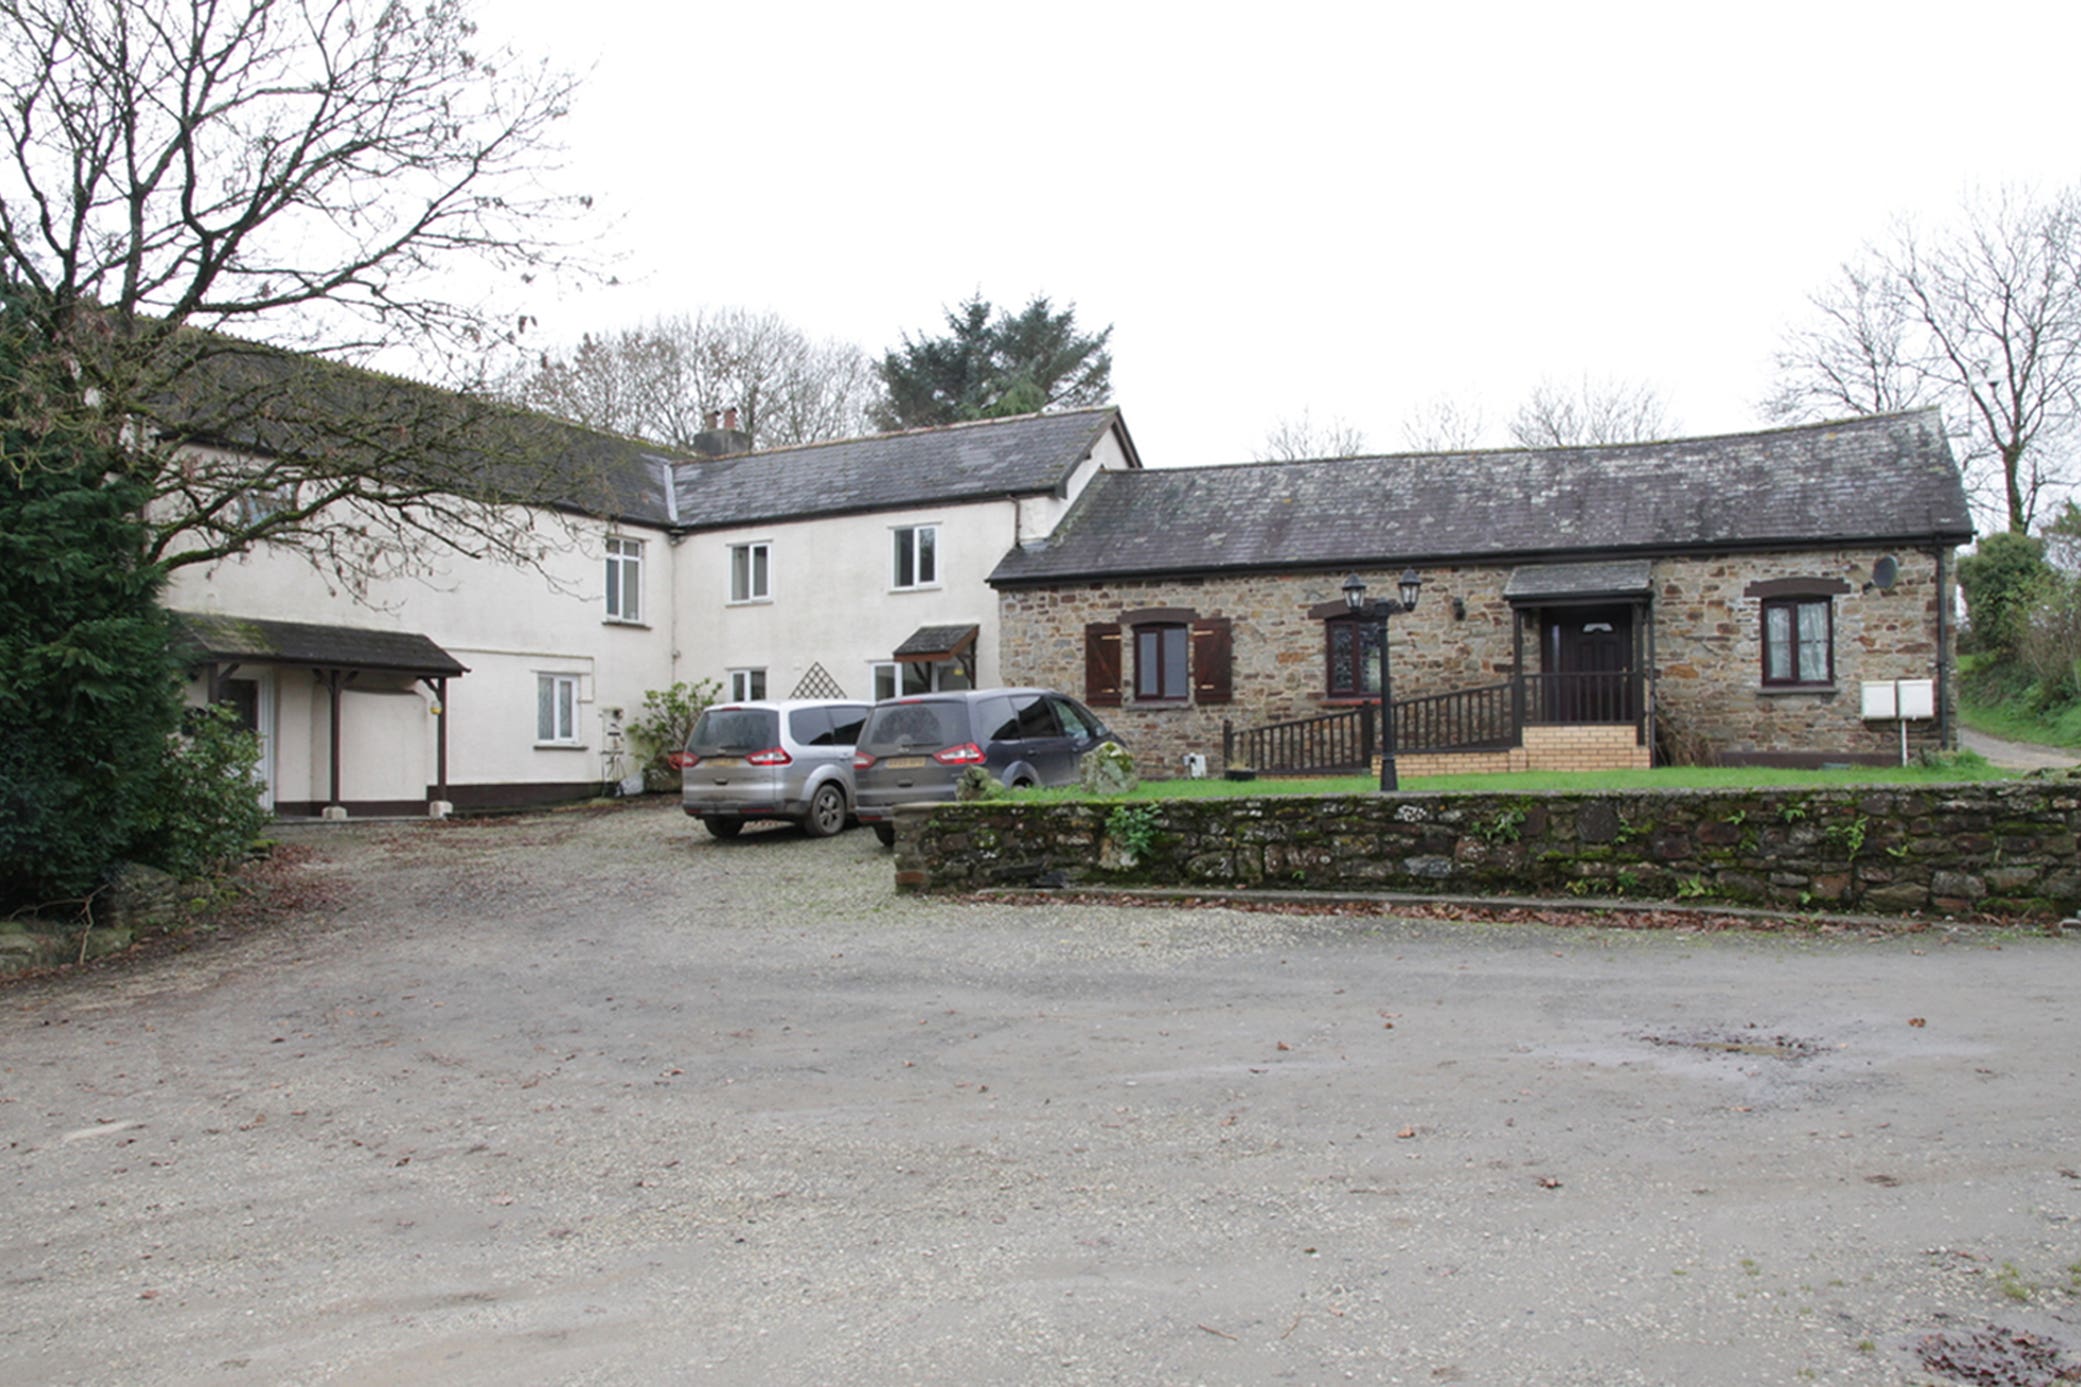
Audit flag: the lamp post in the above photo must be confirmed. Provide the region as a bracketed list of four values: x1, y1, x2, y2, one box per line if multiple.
[1342, 568, 1423, 791]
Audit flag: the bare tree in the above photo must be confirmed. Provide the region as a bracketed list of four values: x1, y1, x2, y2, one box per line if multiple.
[1253, 407, 1370, 462]
[0, 0, 594, 586]
[1400, 394, 1491, 452]
[507, 309, 882, 451]
[1507, 376, 1677, 448]
[1769, 186, 2081, 533]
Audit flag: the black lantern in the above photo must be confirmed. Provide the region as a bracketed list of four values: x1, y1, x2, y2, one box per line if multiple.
[1341, 569, 1423, 792]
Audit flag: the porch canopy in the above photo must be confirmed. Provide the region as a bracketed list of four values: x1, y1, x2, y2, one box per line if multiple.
[893, 623, 979, 664]
[1502, 559, 1653, 605]
[171, 611, 468, 812]
[890, 622, 979, 693]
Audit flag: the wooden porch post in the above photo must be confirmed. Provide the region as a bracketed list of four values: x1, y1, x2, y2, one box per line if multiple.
[325, 668, 344, 816]
[434, 677, 450, 807]
[1510, 608, 1527, 741]
[1640, 598, 1656, 757]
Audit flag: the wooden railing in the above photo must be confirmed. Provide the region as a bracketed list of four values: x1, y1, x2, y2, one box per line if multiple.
[1392, 681, 1517, 752]
[1521, 671, 1640, 725]
[1222, 673, 1648, 775]
[1223, 707, 1373, 774]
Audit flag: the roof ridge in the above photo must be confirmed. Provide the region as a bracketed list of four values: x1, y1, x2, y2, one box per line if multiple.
[686, 404, 1119, 467]
[1129, 409, 1946, 480]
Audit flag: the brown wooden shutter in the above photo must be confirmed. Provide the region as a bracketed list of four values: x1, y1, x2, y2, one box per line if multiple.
[1191, 617, 1233, 704]
[1084, 622, 1122, 706]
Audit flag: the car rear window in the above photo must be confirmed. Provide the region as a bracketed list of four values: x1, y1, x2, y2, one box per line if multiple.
[785, 705, 870, 746]
[688, 707, 779, 755]
[859, 700, 968, 752]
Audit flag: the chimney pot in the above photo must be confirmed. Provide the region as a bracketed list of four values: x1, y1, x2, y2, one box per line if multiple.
[723, 407, 740, 431]
[703, 410, 719, 430]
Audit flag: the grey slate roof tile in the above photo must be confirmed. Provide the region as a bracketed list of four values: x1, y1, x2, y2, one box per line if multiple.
[1504, 560, 1655, 601]
[171, 611, 467, 677]
[990, 411, 1972, 585]
[669, 408, 1126, 530]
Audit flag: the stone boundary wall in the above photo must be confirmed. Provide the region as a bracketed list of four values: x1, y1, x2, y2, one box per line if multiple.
[893, 781, 2081, 918]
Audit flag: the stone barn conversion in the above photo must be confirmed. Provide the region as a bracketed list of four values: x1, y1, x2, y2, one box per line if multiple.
[989, 410, 1974, 776]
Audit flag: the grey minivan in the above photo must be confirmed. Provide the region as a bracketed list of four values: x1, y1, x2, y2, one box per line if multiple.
[676, 699, 870, 839]
[851, 688, 1118, 846]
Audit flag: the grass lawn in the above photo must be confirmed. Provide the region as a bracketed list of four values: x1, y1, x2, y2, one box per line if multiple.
[1016, 752, 2025, 803]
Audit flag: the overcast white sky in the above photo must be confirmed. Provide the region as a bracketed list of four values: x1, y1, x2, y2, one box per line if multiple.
[481, 0, 2081, 469]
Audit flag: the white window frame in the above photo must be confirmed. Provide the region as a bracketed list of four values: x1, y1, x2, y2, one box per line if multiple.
[536, 673, 582, 746]
[730, 540, 772, 604]
[729, 668, 767, 702]
[604, 536, 643, 624]
[891, 524, 939, 591]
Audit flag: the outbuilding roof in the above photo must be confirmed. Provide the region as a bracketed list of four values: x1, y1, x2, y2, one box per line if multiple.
[171, 611, 468, 677]
[988, 411, 1972, 586]
[669, 407, 1133, 530]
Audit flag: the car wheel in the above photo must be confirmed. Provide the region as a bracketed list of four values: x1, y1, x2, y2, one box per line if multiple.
[872, 822, 896, 848]
[1010, 777, 1035, 790]
[703, 817, 743, 840]
[802, 783, 846, 838]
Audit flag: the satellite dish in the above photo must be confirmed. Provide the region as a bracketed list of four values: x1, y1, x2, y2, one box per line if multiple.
[1872, 555, 1900, 590]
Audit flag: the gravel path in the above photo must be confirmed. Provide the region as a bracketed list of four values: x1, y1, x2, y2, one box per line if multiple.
[1961, 726, 2081, 770]
[4, 801, 2079, 1385]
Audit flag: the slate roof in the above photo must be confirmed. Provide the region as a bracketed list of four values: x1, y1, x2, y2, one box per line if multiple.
[1504, 560, 1655, 602]
[989, 411, 1973, 586]
[149, 333, 682, 525]
[669, 408, 1131, 530]
[171, 612, 468, 677]
[893, 624, 980, 661]
[159, 333, 1132, 533]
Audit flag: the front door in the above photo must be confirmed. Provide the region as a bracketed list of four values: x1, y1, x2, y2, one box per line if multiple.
[1543, 606, 1634, 723]
[220, 674, 276, 811]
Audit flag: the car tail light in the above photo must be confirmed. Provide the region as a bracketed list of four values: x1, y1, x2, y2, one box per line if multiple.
[667, 751, 699, 769]
[745, 746, 792, 767]
[933, 742, 986, 766]
[852, 750, 877, 770]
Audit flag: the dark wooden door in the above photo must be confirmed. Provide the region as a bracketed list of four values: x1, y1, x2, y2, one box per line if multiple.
[1546, 607, 1634, 723]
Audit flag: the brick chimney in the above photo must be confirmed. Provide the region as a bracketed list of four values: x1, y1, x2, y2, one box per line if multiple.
[692, 404, 752, 458]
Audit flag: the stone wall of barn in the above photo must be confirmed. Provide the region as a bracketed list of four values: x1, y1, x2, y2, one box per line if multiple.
[995, 544, 1956, 775]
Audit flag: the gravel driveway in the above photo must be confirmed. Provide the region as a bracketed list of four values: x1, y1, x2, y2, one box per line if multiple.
[4, 801, 2079, 1385]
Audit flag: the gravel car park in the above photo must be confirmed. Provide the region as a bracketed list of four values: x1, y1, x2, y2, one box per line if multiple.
[5, 801, 2079, 1386]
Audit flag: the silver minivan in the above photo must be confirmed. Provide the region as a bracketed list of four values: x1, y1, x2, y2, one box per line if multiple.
[676, 699, 871, 839]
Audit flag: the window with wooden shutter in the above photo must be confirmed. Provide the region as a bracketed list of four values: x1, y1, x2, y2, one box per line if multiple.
[1191, 618, 1233, 704]
[1085, 622, 1122, 706]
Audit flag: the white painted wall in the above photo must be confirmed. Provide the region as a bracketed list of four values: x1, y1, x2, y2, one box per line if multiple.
[671, 498, 1014, 703]
[165, 508, 678, 805]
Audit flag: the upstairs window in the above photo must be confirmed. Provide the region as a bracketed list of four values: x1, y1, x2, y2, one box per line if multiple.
[730, 542, 770, 603]
[1763, 597, 1833, 685]
[892, 525, 938, 589]
[604, 537, 643, 623]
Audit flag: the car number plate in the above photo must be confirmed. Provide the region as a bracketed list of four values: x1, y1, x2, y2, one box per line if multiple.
[886, 756, 928, 770]
[706, 757, 740, 768]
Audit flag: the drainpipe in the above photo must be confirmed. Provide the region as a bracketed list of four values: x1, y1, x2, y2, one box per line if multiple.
[1934, 542, 1952, 751]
